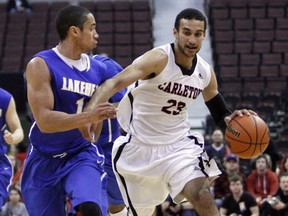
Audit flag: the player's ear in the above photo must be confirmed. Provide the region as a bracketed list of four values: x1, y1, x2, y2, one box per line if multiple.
[173, 27, 178, 39]
[70, 26, 80, 37]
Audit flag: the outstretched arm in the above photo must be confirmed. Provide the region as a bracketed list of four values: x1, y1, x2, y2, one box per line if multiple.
[80, 48, 168, 141]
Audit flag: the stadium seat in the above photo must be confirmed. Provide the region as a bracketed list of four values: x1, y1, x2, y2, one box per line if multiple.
[219, 66, 239, 78]
[280, 65, 288, 77]
[133, 32, 152, 45]
[217, 54, 238, 66]
[79, 1, 96, 12]
[234, 42, 252, 54]
[267, 7, 285, 18]
[234, 18, 254, 30]
[213, 42, 233, 54]
[114, 45, 132, 57]
[130, 0, 150, 11]
[277, 18, 288, 29]
[242, 77, 265, 91]
[254, 30, 274, 41]
[230, 8, 248, 18]
[210, 8, 229, 19]
[239, 65, 259, 77]
[262, 53, 282, 65]
[234, 30, 254, 42]
[266, 77, 287, 91]
[260, 65, 280, 77]
[255, 18, 275, 30]
[253, 41, 271, 53]
[249, 7, 266, 18]
[240, 54, 260, 65]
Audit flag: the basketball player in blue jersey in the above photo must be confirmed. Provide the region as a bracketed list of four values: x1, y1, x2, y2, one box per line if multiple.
[93, 54, 127, 216]
[0, 88, 24, 207]
[21, 5, 117, 216]
[81, 8, 259, 216]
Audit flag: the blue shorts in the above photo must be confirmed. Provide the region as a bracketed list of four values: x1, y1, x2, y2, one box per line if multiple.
[100, 142, 124, 205]
[21, 144, 108, 216]
[0, 155, 12, 206]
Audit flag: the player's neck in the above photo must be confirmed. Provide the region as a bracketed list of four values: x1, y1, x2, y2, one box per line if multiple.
[172, 43, 194, 69]
[56, 43, 82, 60]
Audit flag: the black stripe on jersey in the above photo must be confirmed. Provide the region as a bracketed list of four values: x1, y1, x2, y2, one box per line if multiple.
[198, 156, 209, 177]
[188, 135, 204, 149]
[128, 92, 134, 124]
[188, 135, 210, 177]
[113, 135, 138, 216]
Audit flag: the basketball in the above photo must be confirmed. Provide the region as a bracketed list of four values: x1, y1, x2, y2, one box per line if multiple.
[225, 115, 270, 159]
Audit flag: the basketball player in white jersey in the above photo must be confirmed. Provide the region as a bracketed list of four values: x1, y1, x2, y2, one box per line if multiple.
[80, 8, 257, 216]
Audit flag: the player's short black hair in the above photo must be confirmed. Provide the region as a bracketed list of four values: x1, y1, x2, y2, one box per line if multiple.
[56, 5, 91, 41]
[174, 8, 207, 32]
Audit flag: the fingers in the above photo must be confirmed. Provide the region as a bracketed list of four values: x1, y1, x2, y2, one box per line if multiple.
[225, 109, 258, 124]
[3, 130, 13, 145]
[92, 103, 117, 122]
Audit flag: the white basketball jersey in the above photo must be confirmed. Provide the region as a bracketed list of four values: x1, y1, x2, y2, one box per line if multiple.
[117, 44, 212, 145]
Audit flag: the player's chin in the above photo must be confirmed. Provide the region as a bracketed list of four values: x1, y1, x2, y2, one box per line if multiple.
[185, 49, 197, 57]
[89, 42, 97, 50]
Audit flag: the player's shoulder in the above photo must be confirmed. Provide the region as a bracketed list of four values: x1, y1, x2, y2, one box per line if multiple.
[0, 88, 11, 99]
[93, 54, 109, 62]
[93, 54, 123, 71]
[93, 54, 119, 65]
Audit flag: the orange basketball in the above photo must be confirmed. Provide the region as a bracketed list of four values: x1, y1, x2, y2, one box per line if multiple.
[225, 115, 270, 159]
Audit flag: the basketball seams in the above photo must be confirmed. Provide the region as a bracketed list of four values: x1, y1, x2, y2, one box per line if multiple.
[251, 115, 258, 158]
[234, 117, 253, 142]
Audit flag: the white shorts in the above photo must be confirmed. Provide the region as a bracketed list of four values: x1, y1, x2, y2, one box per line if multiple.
[112, 132, 222, 216]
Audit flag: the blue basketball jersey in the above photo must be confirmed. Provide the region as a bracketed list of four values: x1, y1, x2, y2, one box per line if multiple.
[29, 50, 116, 155]
[0, 88, 12, 156]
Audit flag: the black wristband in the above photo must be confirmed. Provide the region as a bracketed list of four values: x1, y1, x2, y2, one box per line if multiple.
[205, 93, 232, 130]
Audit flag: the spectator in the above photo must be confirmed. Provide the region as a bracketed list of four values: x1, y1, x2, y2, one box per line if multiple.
[277, 156, 288, 176]
[260, 172, 288, 216]
[205, 128, 230, 166]
[247, 154, 279, 206]
[213, 154, 246, 208]
[1, 187, 29, 216]
[220, 174, 259, 216]
[7, 0, 31, 14]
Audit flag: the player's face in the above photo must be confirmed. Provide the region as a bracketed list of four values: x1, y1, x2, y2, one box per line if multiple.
[78, 13, 99, 53]
[173, 18, 205, 58]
